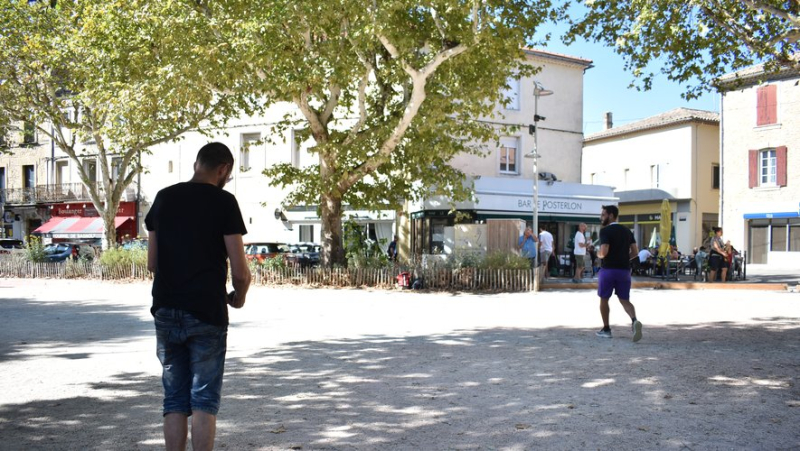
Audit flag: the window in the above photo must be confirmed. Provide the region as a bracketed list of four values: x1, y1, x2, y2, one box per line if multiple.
[590, 172, 596, 184]
[240, 133, 260, 172]
[55, 160, 69, 185]
[712, 164, 720, 189]
[111, 157, 123, 181]
[168, 161, 173, 173]
[749, 146, 787, 188]
[23, 121, 37, 145]
[291, 130, 301, 168]
[299, 225, 314, 243]
[498, 137, 518, 174]
[790, 220, 800, 252]
[756, 84, 777, 126]
[502, 77, 520, 110]
[760, 149, 777, 186]
[771, 223, 787, 252]
[650, 165, 659, 188]
[23, 165, 35, 188]
[83, 159, 97, 183]
[0, 167, 5, 192]
[623, 168, 629, 189]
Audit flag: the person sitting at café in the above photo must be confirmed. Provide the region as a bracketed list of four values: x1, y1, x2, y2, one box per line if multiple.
[637, 248, 653, 275]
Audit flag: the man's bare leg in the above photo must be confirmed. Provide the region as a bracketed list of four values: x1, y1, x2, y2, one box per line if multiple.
[599, 297, 611, 328]
[164, 413, 188, 451]
[618, 298, 637, 321]
[191, 411, 217, 451]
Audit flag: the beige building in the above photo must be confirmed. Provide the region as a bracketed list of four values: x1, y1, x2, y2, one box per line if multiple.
[0, 122, 51, 239]
[717, 65, 800, 268]
[582, 108, 720, 253]
[412, 49, 612, 256]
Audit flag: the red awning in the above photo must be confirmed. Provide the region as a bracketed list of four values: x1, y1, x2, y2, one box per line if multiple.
[34, 216, 135, 236]
[33, 217, 67, 234]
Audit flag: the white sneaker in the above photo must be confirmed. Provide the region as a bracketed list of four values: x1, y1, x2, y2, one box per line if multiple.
[632, 320, 643, 343]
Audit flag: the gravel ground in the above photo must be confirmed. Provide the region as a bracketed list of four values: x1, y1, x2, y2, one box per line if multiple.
[0, 279, 799, 450]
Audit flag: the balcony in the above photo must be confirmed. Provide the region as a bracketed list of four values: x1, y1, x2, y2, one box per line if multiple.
[1, 183, 104, 205]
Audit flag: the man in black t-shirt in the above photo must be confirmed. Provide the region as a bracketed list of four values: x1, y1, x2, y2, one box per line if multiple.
[595, 205, 642, 342]
[146, 142, 251, 450]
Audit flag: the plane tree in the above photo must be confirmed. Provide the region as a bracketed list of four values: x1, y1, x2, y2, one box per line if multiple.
[0, 0, 254, 247]
[565, 0, 800, 98]
[187, 0, 562, 266]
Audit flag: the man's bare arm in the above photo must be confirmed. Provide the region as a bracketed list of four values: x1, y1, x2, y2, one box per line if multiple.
[147, 231, 158, 273]
[224, 234, 251, 308]
[597, 243, 609, 259]
[630, 243, 640, 260]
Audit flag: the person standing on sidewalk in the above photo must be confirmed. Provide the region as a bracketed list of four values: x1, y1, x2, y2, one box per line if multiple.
[146, 142, 251, 451]
[595, 205, 642, 342]
[538, 226, 554, 279]
[518, 227, 538, 269]
[572, 223, 588, 282]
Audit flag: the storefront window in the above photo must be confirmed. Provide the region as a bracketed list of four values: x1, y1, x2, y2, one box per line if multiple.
[790, 220, 800, 252]
[771, 220, 787, 251]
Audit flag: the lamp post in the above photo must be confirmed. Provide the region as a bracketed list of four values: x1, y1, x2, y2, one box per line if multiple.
[525, 81, 553, 269]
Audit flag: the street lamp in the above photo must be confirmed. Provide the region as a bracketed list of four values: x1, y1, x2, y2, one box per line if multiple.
[524, 81, 553, 268]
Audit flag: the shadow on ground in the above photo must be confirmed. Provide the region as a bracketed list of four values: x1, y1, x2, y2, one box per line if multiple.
[0, 297, 152, 363]
[1, 319, 799, 450]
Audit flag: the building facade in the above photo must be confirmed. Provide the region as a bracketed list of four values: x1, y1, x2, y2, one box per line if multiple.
[582, 108, 720, 253]
[411, 49, 611, 256]
[1, 118, 141, 245]
[717, 66, 800, 268]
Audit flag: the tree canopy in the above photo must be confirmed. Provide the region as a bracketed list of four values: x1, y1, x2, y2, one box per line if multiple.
[565, 0, 800, 98]
[0, 0, 254, 246]
[186, 0, 563, 265]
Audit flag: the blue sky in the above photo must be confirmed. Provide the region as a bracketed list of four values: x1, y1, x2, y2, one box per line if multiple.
[538, 17, 721, 136]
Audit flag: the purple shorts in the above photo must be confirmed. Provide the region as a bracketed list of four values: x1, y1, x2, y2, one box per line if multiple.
[597, 268, 632, 300]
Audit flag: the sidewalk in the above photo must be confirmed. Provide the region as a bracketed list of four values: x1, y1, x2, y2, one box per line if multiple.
[542, 264, 799, 291]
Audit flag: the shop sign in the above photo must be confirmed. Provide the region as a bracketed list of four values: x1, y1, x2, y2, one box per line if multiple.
[51, 201, 135, 217]
[476, 193, 609, 215]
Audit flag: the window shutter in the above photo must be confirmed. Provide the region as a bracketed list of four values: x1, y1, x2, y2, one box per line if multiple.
[776, 145, 788, 187]
[766, 85, 778, 125]
[749, 149, 758, 188]
[756, 87, 768, 126]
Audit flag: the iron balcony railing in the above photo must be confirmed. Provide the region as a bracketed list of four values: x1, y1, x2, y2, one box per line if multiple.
[0, 182, 118, 205]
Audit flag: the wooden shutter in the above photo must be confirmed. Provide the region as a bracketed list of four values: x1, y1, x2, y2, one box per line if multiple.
[749, 149, 758, 188]
[776, 145, 788, 187]
[766, 85, 778, 125]
[757, 87, 768, 126]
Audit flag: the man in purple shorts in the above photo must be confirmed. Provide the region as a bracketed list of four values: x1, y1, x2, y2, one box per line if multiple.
[595, 205, 642, 342]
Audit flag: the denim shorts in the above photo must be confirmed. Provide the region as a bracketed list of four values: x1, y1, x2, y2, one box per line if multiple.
[154, 307, 228, 416]
[597, 268, 632, 300]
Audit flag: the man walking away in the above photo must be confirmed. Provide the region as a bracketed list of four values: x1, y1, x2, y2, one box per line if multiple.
[518, 227, 538, 269]
[146, 142, 251, 451]
[538, 226, 554, 279]
[573, 223, 588, 282]
[595, 205, 642, 342]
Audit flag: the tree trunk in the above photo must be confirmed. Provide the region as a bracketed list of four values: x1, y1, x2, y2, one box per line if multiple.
[320, 193, 345, 267]
[101, 202, 119, 249]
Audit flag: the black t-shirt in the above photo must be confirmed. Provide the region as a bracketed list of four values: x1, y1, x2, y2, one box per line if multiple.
[145, 182, 247, 326]
[599, 223, 636, 270]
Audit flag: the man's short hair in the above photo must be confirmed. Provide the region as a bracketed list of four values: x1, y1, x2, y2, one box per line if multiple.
[602, 205, 619, 219]
[196, 142, 234, 170]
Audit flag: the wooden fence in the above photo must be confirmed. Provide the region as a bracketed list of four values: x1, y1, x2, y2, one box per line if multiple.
[0, 259, 540, 292]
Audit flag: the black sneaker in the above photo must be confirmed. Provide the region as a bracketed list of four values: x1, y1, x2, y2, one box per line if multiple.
[595, 329, 612, 339]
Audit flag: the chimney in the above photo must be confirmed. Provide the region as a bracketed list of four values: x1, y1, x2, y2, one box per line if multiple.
[604, 112, 613, 130]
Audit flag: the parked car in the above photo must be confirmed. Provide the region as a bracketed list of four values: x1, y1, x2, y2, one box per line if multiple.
[284, 242, 321, 268]
[244, 242, 289, 264]
[122, 239, 148, 250]
[0, 239, 24, 255]
[43, 242, 96, 262]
